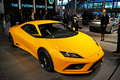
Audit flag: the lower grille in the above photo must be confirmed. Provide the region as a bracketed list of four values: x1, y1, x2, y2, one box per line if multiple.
[89, 58, 103, 71]
[66, 64, 85, 69]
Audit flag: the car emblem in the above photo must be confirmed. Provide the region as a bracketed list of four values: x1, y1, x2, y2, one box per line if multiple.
[48, 0, 54, 4]
[97, 54, 99, 56]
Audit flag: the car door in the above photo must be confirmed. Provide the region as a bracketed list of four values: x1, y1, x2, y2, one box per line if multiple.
[17, 24, 40, 56]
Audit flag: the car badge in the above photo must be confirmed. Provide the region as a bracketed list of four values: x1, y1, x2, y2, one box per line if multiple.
[48, 0, 54, 4]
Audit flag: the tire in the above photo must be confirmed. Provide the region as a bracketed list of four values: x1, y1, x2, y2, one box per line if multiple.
[110, 26, 113, 34]
[8, 33, 15, 47]
[38, 48, 54, 72]
[89, 26, 93, 32]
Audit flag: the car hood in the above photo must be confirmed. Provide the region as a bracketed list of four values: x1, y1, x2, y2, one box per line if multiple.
[45, 32, 101, 58]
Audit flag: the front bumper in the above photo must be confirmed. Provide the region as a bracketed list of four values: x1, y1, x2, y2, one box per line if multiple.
[53, 49, 104, 74]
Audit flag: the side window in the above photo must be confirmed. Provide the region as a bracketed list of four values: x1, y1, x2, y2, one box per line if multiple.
[114, 19, 118, 22]
[21, 24, 38, 35]
[110, 19, 114, 21]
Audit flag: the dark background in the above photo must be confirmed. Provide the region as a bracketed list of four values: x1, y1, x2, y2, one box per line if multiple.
[3, 0, 55, 16]
[3, 0, 19, 15]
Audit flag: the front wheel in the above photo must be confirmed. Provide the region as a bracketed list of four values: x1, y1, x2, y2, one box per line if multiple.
[38, 48, 54, 72]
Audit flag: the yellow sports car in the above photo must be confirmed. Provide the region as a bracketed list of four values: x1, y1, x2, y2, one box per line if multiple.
[8, 20, 104, 74]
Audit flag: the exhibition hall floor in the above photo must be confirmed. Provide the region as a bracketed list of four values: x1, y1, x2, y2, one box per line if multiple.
[0, 24, 120, 80]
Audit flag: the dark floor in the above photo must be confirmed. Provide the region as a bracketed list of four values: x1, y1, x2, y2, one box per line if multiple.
[0, 23, 120, 80]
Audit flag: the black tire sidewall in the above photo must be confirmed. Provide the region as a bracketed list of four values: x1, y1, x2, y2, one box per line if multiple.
[8, 33, 15, 47]
[89, 26, 93, 32]
[38, 48, 54, 72]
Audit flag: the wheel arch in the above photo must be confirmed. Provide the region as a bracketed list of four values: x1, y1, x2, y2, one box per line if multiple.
[37, 47, 46, 56]
[8, 32, 11, 37]
[8, 32, 15, 47]
[37, 47, 52, 60]
[8, 32, 14, 39]
[37, 47, 55, 71]
[89, 26, 93, 31]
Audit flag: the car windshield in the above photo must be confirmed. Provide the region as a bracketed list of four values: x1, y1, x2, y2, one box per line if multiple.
[38, 23, 78, 38]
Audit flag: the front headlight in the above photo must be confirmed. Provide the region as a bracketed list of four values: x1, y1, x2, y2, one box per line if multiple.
[60, 51, 83, 58]
[94, 39, 99, 46]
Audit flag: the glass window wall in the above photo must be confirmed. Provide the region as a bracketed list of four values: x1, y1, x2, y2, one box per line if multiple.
[105, 2, 113, 8]
[106, 0, 113, 1]
[117, 2, 120, 8]
[57, 0, 62, 5]
[94, 2, 103, 8]
[63, 0, 68, 5]
[77, 2, 84, 9]
[69, 1, 74, 9]
[84, 1, 88, 9]
[77, 0, 84, 9]
[57, 0, 120, 9]
[114, 1, 117, 8]
[88, 3, 93, 8]
[94, 0, 104, 2]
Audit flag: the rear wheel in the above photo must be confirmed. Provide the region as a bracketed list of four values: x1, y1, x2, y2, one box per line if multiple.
[8, 33, 15, 47]
[38, 48, 54, 72]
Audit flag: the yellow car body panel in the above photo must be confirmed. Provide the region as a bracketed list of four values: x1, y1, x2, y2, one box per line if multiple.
[8, 20, 104, 74]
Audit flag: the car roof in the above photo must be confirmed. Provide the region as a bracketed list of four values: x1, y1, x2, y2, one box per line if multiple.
[25, 20, 60, 25]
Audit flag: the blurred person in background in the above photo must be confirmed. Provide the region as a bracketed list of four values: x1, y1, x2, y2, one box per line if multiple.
[18, 9, 24, 24]
[100, 9, 109, 41]
[44, 10, 50, 20]
[113, 19, 120, 53]
[71, 11, 76, 28]
[63, 11, 68, 27]
[0, 11, 3, 21]
[82, 12, 88, 25]
[95, 15, 98, 20]
[24, 11, 31, 22]
[71, 18, 82, 31]
[5, 11, 16, 34]
[66, 9, 71, 26]
[89, 12, 93, 22]
[38, 9, 43, 20]
[7, 11, 16, 27]
[31, 9, 35, 20]
[77, 12, 81, 18]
